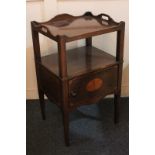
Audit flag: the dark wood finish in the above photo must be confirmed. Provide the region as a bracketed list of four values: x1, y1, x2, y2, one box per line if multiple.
[41, 46, 118, 78]
[31, 12, 125, 146]
[57, 36, 70, 146]
[114, 22, 125, 123]
[31, 12, 121, 42]
[61, 79, 70, 146]
[86, 37, 92, 47]
[69, 66, 117, 108]
[31, 24, 46, 120]
[57, 37, 68, 78]
[39, 65, 62, 106]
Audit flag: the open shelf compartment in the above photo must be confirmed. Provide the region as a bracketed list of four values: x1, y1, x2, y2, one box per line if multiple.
[41, 46, 118, 78]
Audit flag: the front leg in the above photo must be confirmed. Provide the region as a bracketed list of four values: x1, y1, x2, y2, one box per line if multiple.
[62, 108, 70, 146]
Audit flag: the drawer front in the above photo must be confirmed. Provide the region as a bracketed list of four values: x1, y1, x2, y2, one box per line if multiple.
[69, 66, 118, 106]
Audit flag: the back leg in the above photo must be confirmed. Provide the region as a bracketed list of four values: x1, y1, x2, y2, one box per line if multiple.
[114, 93, 120, 124]
[38, 89, 46, 120]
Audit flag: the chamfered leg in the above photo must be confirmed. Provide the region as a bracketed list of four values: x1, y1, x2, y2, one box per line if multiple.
[38, 88, 46, 120]
[114, 92, 121, 124]
[62, 109, 70, 146]
[114, 22, 125, 124]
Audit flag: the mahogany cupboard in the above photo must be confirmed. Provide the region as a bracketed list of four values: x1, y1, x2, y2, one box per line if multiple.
[31, 12, 125, 146]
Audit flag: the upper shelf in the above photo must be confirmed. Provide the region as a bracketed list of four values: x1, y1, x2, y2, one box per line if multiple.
[31, 12, 124, 42]
[40, 46, 118, 79]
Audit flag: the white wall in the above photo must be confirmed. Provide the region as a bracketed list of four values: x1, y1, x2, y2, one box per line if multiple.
[26, 1, 44, 98]
[26, 0, 129, 99]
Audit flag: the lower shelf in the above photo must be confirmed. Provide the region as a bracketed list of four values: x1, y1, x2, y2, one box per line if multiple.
[41, 46, 118, 78]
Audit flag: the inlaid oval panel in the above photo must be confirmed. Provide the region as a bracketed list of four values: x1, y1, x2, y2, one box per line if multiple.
[86, 78, 103, 92]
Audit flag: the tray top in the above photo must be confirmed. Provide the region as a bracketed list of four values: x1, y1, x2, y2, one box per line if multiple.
[32, 12, 122, 41]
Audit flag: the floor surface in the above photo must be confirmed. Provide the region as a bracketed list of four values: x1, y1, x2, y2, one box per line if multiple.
[26, 98, 129, 155]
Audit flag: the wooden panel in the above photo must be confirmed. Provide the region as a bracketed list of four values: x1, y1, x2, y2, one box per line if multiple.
[41, 46, 118, 78]
[69, 66, 118, 107]
[39, 65, 62, 106]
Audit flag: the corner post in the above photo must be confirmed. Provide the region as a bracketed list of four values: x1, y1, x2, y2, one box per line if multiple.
[115, 22, 125, 123]
[58, 36, 70, 146]
[85, 37, 92, 70]
[86, 37, 92, 47]
[31, 22, 46, 120]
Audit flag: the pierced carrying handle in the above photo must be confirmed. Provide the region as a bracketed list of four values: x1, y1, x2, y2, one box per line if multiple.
[32, 21, 50, 34]
[98, 13, 115, 23]
[41, 26, 49, 33]
[83, 11, 117, 24]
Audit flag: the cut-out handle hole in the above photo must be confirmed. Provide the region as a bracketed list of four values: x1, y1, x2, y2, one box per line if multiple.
[42, 27, 48, 33]
[101, 16, 109, 21]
